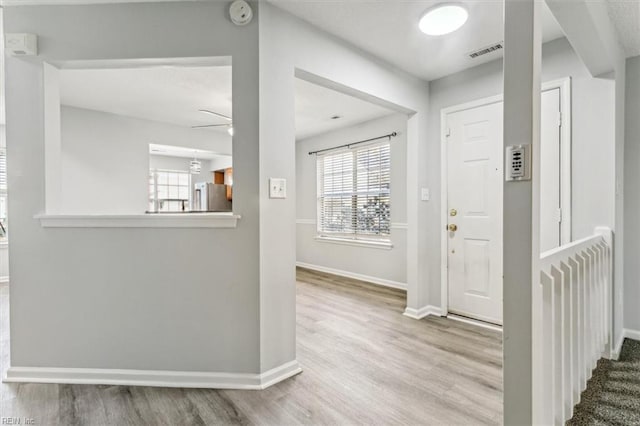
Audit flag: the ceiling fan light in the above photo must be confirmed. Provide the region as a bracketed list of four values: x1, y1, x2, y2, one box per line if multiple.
[419, 4, 468, 36]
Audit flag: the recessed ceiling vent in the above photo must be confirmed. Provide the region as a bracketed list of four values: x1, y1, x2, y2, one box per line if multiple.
[468, 42, 504, 59]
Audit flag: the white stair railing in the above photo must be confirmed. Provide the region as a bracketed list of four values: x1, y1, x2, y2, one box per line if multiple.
[533, 227, 612, 425]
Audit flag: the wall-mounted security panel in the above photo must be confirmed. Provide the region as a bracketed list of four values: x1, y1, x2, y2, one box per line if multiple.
[269, 178, 286, 199]
[5, 33, 38, 56]
[505, 144, 531, 181]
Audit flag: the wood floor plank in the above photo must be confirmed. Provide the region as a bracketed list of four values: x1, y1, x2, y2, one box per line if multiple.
[0, 269, 503, 424]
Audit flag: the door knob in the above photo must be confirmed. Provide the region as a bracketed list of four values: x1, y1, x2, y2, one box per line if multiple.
[448, 224, 458, 232]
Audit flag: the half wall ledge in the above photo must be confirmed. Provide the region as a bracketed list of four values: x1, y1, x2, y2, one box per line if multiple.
[34, 213, 241, 228]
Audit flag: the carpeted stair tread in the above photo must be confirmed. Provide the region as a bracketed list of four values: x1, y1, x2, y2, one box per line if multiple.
[569, 339, 640, 425]
[620, 340, 640, 362]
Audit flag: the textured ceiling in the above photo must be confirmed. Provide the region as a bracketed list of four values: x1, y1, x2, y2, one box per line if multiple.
[268, 0, 566, 81]
[607, 0, 640, 58]
[295, 78, 393, 140]
[59, 65, 392, 140]
[60, 66, 233, 131]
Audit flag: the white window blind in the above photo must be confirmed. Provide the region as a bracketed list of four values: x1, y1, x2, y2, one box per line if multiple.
[317, 142, 391, 239]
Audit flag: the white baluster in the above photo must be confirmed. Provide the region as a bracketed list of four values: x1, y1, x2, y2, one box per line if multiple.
[560, 261, 573, 417]
[568, 256, 581, 404]
[541, 271, 555, 426]
[587, 247, 599, 360]
[537, 228, 613, 424]
[551, 265, 565, 424]
[580, 250, 593, 380]
[595, 243, 605, 353]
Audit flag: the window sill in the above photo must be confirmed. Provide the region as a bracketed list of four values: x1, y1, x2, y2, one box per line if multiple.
[34, 213, 240, 229]
[314, 236, 393, 250]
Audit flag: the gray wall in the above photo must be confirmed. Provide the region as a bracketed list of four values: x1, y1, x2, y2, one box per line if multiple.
[5, 2, 262, 374]
[428, 37, 616, 307]
[296, 113, 407, 286]
[258, 4, 430, 370]
[624, 55, 640, 332]
[5, 1, 434, 378]
[61, 106, 228, 214]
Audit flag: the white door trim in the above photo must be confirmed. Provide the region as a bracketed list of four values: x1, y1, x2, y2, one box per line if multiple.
[439, 77, 572, 317]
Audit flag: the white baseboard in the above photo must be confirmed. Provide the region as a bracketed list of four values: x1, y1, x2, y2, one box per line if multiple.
[446, 314, 503, 332]
[296, 261, 406, 291]
[613, 332, 626, 360]
[3, 360, 302, 390]
[624, 328, 640, 342]
[403, 305, 443, 320]
[612, 328, 640, 360]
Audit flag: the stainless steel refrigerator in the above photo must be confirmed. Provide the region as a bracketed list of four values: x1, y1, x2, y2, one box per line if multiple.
[193, 182, 232, 212]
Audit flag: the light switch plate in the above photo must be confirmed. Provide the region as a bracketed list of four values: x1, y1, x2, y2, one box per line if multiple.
[421, 188, 430, 201]
[269, 178, 286, 199]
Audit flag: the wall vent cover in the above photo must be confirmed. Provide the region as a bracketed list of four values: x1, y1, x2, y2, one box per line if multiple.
[468, 42, 504, 59]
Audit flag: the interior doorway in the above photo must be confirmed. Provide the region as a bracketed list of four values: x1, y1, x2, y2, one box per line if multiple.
[441, 79, 572, 325]
[294, 74, 410, 291]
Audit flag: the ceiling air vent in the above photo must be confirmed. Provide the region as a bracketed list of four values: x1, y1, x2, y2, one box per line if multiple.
[468, 42, 504, 59]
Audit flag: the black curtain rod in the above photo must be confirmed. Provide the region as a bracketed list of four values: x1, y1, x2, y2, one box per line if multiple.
[308, 132, 398, 156]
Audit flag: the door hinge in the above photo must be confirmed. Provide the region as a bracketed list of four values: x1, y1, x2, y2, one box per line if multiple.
[557, 208, 563, 223]
[558, 112, 562, 128]
[446, 127, 451, 137]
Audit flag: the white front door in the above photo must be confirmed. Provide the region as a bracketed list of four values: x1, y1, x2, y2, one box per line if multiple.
[445, 90, 564, 325]
[446, 102, 504, 325]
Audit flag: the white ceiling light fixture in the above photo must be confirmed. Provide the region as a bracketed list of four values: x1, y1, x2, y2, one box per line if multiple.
[419, 3, 469, 36]
[190, 151, 202, 175]
[190, 160, 202, 174]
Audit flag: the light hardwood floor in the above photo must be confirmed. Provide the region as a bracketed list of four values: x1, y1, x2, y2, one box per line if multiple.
[0, 268, 502, 425]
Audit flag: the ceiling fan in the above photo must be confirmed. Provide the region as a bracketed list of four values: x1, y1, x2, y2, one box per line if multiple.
[192, 109, 234, 136]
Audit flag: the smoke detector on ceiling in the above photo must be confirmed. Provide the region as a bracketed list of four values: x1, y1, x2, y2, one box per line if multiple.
[467, 42, 504, 59]
[229, 0, 253, 26]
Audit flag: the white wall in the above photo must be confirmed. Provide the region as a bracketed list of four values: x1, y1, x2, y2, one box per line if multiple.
[209, 156, 233, 172]
[60, 106, 230, 214]
[428, 37, 616, 306]
[149, 155, 215, 200]
[149, 155, 213, 183]
[624, 55, 640, 332]
[5, 2, 264, 375]
[296, 113, 407, 286]
[614, 54, 627, 346]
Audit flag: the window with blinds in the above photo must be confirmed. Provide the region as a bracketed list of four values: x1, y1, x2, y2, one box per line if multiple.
[149, 169, 191, 212]
[317, 142, 391, 240]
